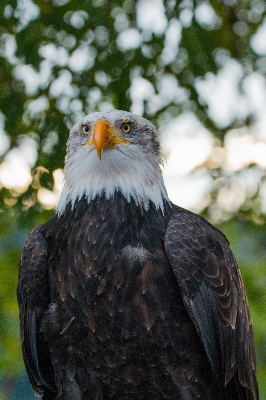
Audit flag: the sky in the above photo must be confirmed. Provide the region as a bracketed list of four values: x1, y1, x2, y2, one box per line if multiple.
[0, 0, 266, 216]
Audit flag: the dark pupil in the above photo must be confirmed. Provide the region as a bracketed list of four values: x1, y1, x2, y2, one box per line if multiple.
[84, 126, 89, 132]
[123, 124, 129, 131]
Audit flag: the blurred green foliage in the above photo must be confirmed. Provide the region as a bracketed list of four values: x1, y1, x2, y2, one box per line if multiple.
[0, 0, 266, 398]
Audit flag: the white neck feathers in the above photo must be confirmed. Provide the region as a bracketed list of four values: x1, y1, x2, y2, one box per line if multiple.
[57, 145, 169, 215]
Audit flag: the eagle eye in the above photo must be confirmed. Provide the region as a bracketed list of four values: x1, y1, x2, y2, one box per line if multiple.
[82, 125, 90, 136]
[121, 121, 131, 134]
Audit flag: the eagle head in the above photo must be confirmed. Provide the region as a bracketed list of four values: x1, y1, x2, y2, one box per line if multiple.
[57, 109, 168, 214]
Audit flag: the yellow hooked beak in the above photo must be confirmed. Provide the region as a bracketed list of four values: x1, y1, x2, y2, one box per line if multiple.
[83, 119, 131, 159]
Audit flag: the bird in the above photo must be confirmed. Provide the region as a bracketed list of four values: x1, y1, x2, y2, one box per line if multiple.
[17, 109, 259, 400]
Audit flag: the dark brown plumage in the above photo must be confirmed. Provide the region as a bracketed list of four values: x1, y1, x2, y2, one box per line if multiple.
[17, 110, 258, 399]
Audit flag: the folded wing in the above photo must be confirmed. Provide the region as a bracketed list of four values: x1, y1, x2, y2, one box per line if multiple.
[165, 211, 258, 400]
[17, 226, 55, 397]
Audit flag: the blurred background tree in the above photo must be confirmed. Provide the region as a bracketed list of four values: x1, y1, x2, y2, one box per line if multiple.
[0, 0, 266, 398]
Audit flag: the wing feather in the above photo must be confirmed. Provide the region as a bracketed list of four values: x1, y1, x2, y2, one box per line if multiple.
[165, 211, 258, 399]
[17, 226, 55, 396]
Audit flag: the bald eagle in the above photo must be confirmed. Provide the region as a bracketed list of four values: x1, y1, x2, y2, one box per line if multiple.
[17, 110, 258, 400]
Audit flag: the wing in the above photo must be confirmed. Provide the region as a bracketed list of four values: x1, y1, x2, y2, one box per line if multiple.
[17, 226, 55, 397]
[165, 211, 258, 400]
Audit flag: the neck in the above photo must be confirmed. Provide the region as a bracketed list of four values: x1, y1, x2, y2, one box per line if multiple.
[57, 149, 169, 215]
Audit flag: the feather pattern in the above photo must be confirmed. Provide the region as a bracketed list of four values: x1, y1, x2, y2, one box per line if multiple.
[17, 228, 56, 397]
[165, 211, 258, 399]
[18, 195, 258, 399]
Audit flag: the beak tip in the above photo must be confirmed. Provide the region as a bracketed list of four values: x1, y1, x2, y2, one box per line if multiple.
[97, 149, 103, 159]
